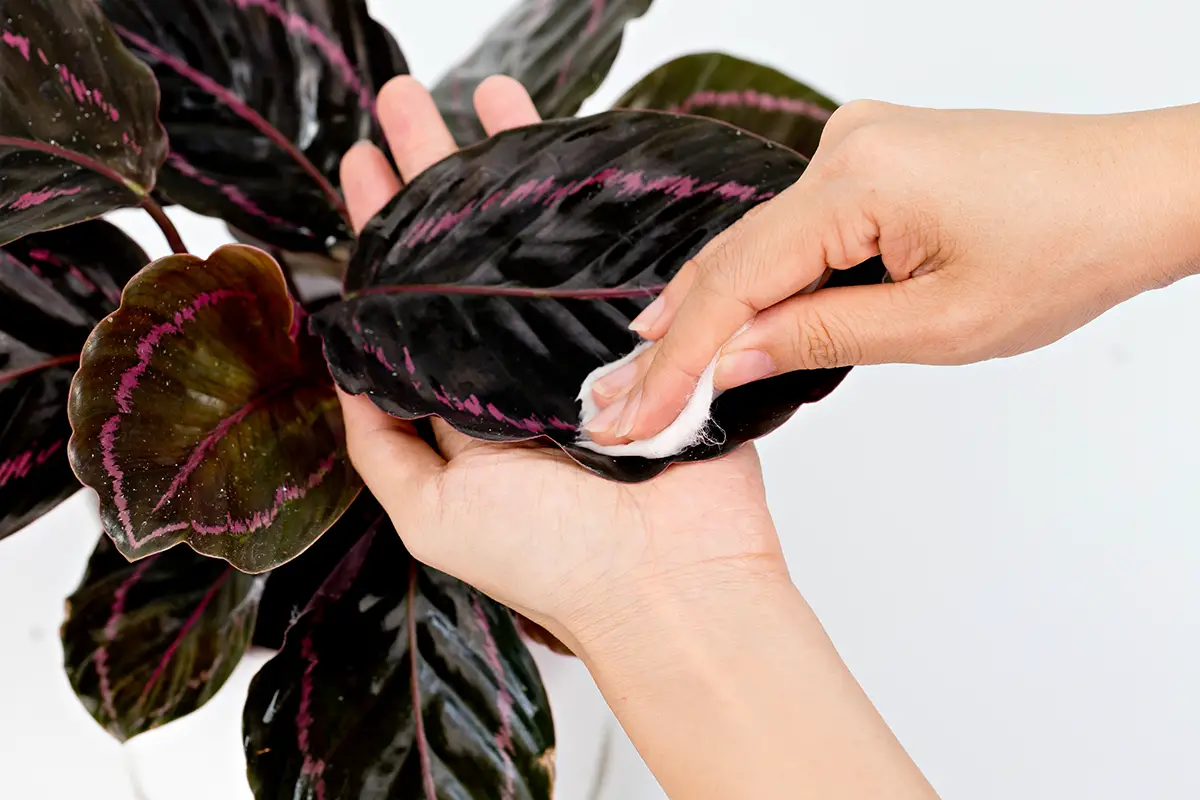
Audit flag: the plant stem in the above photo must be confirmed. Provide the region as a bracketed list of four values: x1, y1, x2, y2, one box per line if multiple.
[0, 135, 187, 255]
[140, 196, 188, 255]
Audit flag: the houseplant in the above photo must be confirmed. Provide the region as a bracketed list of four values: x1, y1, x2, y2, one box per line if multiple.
[0, 0, 884, 795]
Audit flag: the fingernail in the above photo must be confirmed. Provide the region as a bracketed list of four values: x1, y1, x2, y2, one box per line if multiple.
[628, 296, 665, 334]
[715, 350, 776, 389]
[614, 387, 643, 439]
[592, 359, 640, 399]
[585, 394, 627, 434]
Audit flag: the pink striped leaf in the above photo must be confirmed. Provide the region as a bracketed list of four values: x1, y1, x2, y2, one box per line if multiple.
[312, 111, 886, 483]
[97, 0, 408, 255]
[62, 534, 262, 741]
[68, 244, 362, 573]
[615, 51, 839, 160]
[0, 221, 148, 542]
[0, 0, 167, 245]
[432, 0, 653, 145]
[244, 519, 555, 800]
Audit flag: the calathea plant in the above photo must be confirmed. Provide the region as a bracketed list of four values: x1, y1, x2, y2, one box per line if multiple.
[1, 0, 885, 795]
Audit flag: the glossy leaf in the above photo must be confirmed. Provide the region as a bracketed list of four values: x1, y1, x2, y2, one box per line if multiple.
[313, 111, 885, 482]
[0, 0, 167, 244]
[98, 0, 408, 254]
[245, 522, 555, 799]
[62, 533, 262, 741]
[0, 221, 148, 541]
[615, 51, 838, 160]
[68, 244, 362, 573]
[252, 494, 383, 651]
[432, 0, 652, 145]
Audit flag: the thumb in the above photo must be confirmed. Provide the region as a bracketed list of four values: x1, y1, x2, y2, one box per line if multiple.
[588, 179, 881, 446]
[713, 278, 953, 384]
[336, 389, 445, 534]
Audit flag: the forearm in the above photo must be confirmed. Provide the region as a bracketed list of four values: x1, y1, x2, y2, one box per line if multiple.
[572, 560, 939, 799]
[1106, 103, 1200, 287]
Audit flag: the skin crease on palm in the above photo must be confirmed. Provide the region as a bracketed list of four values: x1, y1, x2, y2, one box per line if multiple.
[337, 76, 943, 800]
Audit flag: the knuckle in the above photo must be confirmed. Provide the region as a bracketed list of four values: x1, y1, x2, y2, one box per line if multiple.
[694, 228, 764, 313]
[792, 309, 858, 370]
[822, 99, 886, 140]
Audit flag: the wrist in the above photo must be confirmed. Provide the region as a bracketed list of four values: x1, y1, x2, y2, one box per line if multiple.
[563, 549, 797, 672]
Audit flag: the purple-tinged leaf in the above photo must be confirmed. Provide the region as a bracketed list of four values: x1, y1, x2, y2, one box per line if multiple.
[0, 0, 168, 245]
[0, 221, 148, 541]
[312, 111, 885, 483]
[245, 521, 555, 800]
[67, 244, 362, 573]
[616, 52, 839, 160]
[432, 0, 652, 145]
[62, 533, 262, 741]
[252, 494, 382, 651]
[98, 0, 408, 255]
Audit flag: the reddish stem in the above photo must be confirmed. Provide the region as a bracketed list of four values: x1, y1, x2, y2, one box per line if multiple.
[0, 135, 188, 256]
[140, 196, 188, 255]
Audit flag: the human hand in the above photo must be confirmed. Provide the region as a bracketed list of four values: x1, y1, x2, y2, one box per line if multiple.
[584, 100, 1200, 446]
[336, 75, 787, 655]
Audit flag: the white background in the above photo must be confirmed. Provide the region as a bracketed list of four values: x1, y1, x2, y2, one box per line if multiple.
[3, 0, 1200, 798]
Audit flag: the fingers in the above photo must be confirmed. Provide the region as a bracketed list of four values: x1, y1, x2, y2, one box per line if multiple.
[378, 75, 459, 179]
[586, 180, 881, 445]
[340, 143, 401, 234]
[711, 280, 942, 388]
[475, 75, 541, 133]
[337, 390, 445, 530]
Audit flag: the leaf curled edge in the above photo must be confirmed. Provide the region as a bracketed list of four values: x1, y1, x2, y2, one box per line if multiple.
[68, 244, 361, 573]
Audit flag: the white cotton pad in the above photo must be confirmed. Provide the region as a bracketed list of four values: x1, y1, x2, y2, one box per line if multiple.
[575, 326, 748, 459]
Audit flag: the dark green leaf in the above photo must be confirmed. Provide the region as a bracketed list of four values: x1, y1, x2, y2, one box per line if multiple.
[0, 220, 147, 541]
[98, 0, 408, 254]
[615, 52, 838, 159]
[62, 533, 262, 741]
[68, 244, 362, 572]
[312, 111, 885, 483]
[0, 0, 167, 244]
[252, 494, 382, 651]
[245, 522, 555, 800]
[432, 0, 652, 145]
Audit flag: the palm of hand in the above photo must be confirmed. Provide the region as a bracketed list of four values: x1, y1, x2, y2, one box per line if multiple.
[335, 75, 783, 643]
